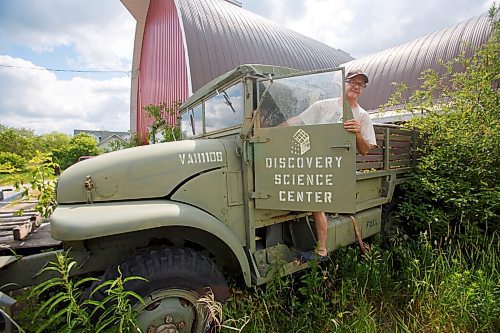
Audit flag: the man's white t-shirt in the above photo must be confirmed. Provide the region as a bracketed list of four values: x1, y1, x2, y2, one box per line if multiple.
[298, 98, 377, 147]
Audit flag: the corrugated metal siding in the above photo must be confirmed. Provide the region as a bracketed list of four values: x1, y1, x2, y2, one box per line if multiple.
[343, 14, 493, 112]
[137, 0, 188, 137]
[175, 0, 353, 92]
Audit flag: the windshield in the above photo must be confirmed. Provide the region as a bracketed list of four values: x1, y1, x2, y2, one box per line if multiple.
[179, 81, 244, 138]
[180, 104, 203, 139]
[258, 69, 344, 128]
[205, 82, 244, 132]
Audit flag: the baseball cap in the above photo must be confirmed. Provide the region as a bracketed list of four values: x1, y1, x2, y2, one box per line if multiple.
[346, 69, 369, 84]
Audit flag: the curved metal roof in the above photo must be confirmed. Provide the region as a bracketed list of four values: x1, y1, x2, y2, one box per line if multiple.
[343, 14, 493, 112]
[174, 0, 353, 93]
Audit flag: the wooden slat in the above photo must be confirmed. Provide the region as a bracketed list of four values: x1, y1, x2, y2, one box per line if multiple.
[0, 215, 41, 240]
[0, 209, 38, 219]
[388, 141, 412, 148]
[375, 141, 412, 149]
[356, 155, 383, 162]
[389, 154, 411, 161]
[374, 127, 414, 136]
[357, 150, 411, 158]
[356, 125, 417, 173]
[389, 160, 412, 168]
[388, 140, 412, 146]
[0, 216, 34, 223]
[386, 147, 412, 155]
[356, 161, 384, 170]
[375, 133, 412, 141]
[0, 220, 37, 227]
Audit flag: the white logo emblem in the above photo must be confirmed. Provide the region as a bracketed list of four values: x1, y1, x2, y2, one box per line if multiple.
[291, 129, 310, 156]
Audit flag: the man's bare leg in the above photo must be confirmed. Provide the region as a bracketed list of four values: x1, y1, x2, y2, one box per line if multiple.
[312, 212, 328, 256]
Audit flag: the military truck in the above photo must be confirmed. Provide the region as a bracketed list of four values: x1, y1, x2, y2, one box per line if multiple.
[0, 65, 418, 332]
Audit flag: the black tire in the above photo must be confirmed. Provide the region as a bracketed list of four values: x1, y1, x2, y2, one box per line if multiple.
[381, 200, 399, 245]
[86, 247, 229, 333]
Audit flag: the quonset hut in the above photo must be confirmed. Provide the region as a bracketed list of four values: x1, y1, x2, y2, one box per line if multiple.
[342, 14, 494, 122]
[121, 0, 353, 140]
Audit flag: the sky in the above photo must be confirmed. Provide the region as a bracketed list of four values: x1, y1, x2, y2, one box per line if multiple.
[0, 0, 493, 136]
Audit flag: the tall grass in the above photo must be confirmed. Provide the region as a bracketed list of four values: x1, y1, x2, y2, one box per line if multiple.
[222, 233, 500, 333]
[6, 233, 498, 332]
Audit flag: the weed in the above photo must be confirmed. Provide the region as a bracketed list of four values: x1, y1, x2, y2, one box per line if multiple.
[12, 250, 145, 333]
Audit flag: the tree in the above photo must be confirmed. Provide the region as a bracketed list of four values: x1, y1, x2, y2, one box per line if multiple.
[0, 125, 36, 159]
[386, 7, 499, 239]
[143, 102, 181, 144]
[35, 132, 71, 153]
[53, 133, 101, 169]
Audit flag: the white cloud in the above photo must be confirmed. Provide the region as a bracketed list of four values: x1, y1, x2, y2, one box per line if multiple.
[0, 56, 130, 135]
[0, 0, 135, 70]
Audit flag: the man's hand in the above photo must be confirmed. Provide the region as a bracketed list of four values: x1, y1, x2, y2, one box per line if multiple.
[344, 119, 371, 155]
[343, 119, 361, 133]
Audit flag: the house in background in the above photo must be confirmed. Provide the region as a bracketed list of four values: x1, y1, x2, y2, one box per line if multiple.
[73, 130, 131, 151]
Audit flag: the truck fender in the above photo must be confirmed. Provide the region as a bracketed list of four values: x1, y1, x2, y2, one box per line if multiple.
[51, 200, 252, 286]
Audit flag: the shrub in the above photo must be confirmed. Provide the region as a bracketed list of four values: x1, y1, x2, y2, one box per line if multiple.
[386, 8, 500, 239]
[0, 152, 26, 170]
[52, 133, 101, 170]
[12, 151, 58, 218]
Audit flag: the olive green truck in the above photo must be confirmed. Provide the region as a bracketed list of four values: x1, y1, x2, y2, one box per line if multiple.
[0, 65, 418, 332]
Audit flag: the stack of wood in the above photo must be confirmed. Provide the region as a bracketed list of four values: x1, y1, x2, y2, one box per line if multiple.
[0, 210, 41, 241]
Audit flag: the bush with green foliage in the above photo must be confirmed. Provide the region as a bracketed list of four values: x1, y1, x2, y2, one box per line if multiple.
[12, 151, 58, 218]
[385, 9, 499, 238]
[35, 131, 71, 153]
[0, 152, 26, 170]
[0, 126, 37, 160]
[0, 125, 101, 171]
[53, 133, 102, 170]
[144, 102, 181, 144]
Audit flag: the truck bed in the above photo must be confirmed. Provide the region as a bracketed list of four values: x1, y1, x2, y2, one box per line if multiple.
[356, 124, 418, 173]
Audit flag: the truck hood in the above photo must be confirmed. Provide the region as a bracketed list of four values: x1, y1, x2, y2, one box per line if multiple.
[57, 140, 227, 204]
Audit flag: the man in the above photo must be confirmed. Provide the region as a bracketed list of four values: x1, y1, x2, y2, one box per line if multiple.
[284, 69, 377, 261]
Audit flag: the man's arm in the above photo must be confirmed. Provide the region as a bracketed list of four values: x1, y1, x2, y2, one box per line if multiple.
[354, 132, 372, 155]
[343, 119, 374, 155]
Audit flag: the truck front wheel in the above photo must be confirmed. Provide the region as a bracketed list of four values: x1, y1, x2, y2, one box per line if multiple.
[88, 247, 229, 333]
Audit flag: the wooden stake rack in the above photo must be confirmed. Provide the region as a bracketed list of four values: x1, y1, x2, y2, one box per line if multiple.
[0, 210, 42, 241]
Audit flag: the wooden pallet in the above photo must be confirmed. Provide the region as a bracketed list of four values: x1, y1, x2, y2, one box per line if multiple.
[0, 210, 41, 241]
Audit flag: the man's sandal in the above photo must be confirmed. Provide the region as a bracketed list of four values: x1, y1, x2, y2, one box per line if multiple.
[299, 251, 329, 262]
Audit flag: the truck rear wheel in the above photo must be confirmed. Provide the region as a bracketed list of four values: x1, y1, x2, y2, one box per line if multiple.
[381, 200, 399, 244]
[87, 247, 229, 333]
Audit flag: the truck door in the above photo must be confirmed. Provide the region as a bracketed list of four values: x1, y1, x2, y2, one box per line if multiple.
[252, 69, 357, 213]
